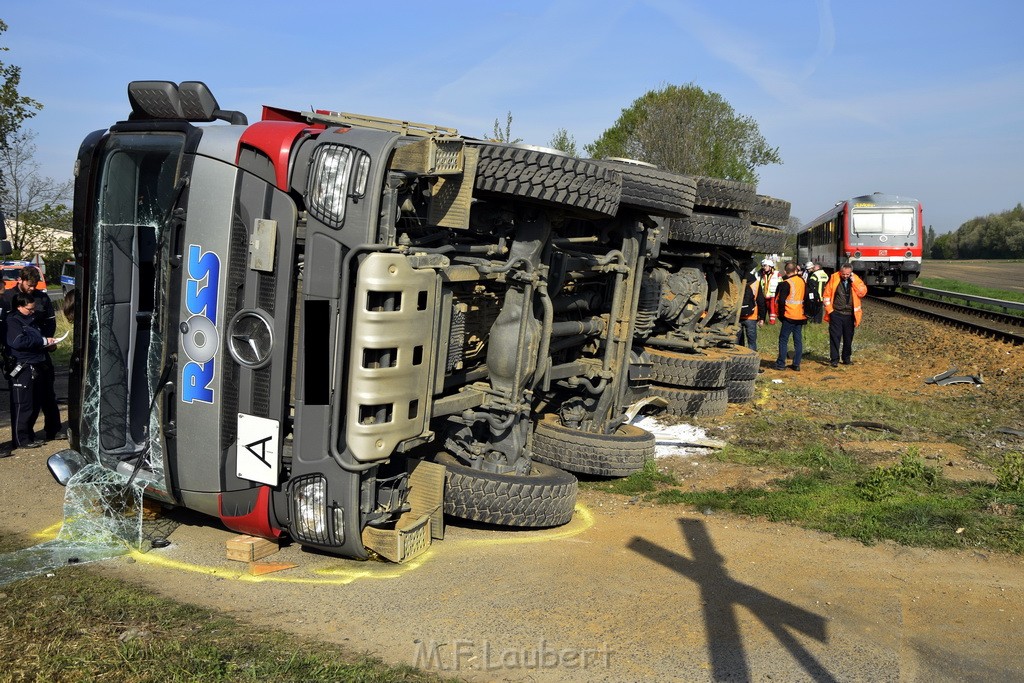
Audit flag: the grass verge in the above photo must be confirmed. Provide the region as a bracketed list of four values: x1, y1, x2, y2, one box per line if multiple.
[614, 448, 1024, 554]
[0, 555, 454, 682]
[913, 276, 1024, 312]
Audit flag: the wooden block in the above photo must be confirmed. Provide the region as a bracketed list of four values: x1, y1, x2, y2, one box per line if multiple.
[249, 562, 297, 576]
[226, 534, 279, 562]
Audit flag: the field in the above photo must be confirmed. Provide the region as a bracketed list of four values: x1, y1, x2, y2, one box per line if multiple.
[922, 259, 1024, 293]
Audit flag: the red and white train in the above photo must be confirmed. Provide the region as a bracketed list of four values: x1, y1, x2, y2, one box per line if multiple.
[797, 192, 923, 289]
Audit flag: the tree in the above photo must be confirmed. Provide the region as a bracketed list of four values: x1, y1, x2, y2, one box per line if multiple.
[0, 128, 72, 255]
[585, 83, 781, 183]
[548, 128, 578, 156]
[1, 20, 43, 194]
[490, 111, 522, 144]
[924, 225, 936, 259]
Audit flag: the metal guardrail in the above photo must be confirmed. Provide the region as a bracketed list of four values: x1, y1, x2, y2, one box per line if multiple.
[901, 284, 1024, 314]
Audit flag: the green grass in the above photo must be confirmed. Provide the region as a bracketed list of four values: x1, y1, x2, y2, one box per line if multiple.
[582, 459, 677, 494]
[644, 451, 1024, 553]
[0, 556, 454, 682]
[914, 277, 1024, 306]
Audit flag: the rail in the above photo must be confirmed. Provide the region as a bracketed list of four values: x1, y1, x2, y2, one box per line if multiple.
[901, 284, 1024, 314]
[868, 291, 1024, 345]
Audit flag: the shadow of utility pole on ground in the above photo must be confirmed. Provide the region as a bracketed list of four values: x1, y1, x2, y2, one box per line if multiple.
[629, 518, 838, 682]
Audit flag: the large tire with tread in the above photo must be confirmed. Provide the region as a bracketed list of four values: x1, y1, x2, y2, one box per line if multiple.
[718, 345, 761, 381]
[726, 378, 757, 403]
[592, 159, 695, 218]
[749, 194, 791, 228]
[647, 347, 728, 388]
[747, 224, 787, 255]
[650, 386, 729, 418]
[472, 143, 622, 217]
[532, 414, 655, 477]
[668, 211, 751, 248]
[693, 176, 757, 213]
[435, 452, 577, 527]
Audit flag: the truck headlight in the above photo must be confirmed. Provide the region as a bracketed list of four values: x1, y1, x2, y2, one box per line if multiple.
[307, 144, 368, 228]
[291, 474, 331, 544]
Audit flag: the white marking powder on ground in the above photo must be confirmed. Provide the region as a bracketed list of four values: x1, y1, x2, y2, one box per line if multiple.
[629, 415, 716, 458]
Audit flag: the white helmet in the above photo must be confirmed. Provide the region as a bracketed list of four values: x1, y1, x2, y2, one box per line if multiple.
[761, 258, 775, 267]
[805, 261, 814, 269]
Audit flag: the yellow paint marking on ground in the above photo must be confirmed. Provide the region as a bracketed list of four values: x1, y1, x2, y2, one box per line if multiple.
[455, 503, 595, 547]
[38, 503, 595, 585]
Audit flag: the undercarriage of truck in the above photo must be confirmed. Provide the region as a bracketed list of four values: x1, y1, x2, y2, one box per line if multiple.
[50, 81, 791, 562]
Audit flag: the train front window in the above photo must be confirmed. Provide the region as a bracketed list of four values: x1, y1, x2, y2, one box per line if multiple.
[851, 209, 916, 236]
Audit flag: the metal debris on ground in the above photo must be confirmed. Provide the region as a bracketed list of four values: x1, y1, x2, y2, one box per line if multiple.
[0, 464, 149, 587]
[823, 421, 902, 434]
[925, 367, 985, 386]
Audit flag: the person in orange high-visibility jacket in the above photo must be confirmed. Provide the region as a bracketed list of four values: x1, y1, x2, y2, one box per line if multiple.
[773, 262, 807, 372]
[822, 263, 868, 367]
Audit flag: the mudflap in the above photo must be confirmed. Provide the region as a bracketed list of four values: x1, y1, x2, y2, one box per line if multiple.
[362, 459, 446, 563]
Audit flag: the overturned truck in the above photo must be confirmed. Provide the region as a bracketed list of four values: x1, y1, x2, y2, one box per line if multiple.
[51, 81, 789, 561]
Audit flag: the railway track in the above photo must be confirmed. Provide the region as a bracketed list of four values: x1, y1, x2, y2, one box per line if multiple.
[866, 291, 1024, 344]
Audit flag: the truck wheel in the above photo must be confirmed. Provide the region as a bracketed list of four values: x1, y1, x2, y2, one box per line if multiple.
[532, 414, 655, 477]
[472, 143, 622, 217]
[591, 159, 695, 218]
[719, 345, 761, 381]
[749, 194, 791, 228]
[746, 224, 787, 254]
[649, 386, 729, 418]
[435, 452, 577, 527]
[726, 378, 757, 403]
[692, 176, 757, 213]
[647, 347, 728, 388]
[668, 211, 751, 248]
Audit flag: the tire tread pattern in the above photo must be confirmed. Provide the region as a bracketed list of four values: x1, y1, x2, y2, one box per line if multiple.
[594, 161, 696, 218]
[438, 453, 577, 527]
[647, 348, 728, 388]
[668, 211, 751, 247]
[693, 176, 757, 213]
[650, 386, 729, 418]
[474, 144, 622, 217]
[532, 415, 655, 477]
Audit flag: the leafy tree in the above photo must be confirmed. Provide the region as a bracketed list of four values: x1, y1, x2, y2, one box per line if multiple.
[936, 204, 1024, 259]
[0, 128, 72, 254]
[1, 20, 43, 193]
[548, 127, 578, 156]
[490, 111, 522, 144]
[585, 83, 781, 183]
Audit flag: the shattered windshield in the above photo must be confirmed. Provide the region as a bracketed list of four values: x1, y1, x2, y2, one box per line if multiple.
[81, 132, 184, 497]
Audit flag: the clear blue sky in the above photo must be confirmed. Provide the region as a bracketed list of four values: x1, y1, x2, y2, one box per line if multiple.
[4, 0, 1023, 233]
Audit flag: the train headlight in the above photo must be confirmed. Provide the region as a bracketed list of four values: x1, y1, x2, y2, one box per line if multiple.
[307, 144, 369, 228]
[853, 251, 862, 259]
[905, 250, 913, 258]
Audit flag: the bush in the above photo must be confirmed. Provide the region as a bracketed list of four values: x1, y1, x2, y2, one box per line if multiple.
[995, 452, 1024, 493]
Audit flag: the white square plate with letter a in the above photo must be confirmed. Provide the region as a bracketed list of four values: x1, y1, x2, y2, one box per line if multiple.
[236, 413, 280, 486]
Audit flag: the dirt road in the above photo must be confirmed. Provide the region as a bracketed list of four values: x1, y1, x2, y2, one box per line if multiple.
[2, 426, 1023, 680]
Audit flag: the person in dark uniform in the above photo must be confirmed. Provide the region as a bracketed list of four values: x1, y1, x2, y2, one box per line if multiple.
[5, 291, 61, 451]
[0, 266, 56, 337]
